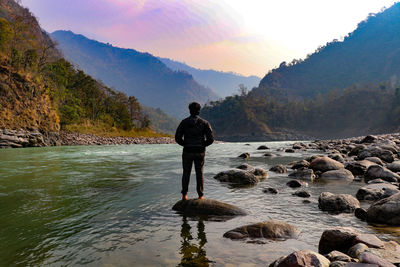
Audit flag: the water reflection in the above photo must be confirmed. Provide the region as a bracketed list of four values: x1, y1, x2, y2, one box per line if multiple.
[178, 217, 211, 267]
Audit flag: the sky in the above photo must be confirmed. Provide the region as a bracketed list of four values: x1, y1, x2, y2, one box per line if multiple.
[21, 0, 397, 77]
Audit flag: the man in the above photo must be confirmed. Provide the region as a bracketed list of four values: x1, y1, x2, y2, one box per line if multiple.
[175, 102, 214, 201]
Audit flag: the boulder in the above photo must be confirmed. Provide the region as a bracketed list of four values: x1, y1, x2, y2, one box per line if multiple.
[353, 234, 384, 249]
[366, 192, 400, 225]
[270, 164, 287, 173]
[289, 168, 316, 181]
[285, 148, 295, 153]
[360, 252, 396, 267]
[346, 160, 377, 176]
[349, 145, 367, 156]
[364, 157, 384, 166]
[348, 243, 369, 258]
[357, 147, 395, 163]
[325, 251, 352, 262]
[238, 152, 250, 158]
[264, 152, 273, 157]
[214, 168, 268, 186]
[318, 192, 360, 213]
[310, 156, 344, 172]
[293, 190, 311, 198]
[291, 160, 310, 169]
[319, 227, 361, 254]
[172, 198, 247, 216]
[361, 135, 378, 143]
[236, 163, 253, 170]
[367, 241, 400, 266]
[329, 154, 345, 163]
[223, 220, 300, 240]
[287, 179, 308, 188]
[320, 169, 354, 181]
[356, 183, 399, 201]
[269, 250, 330, 267]
[355, 208, 368, 221]
[386, 161, 400, 173]
[257, 145, 269, 150]
[364, 165, 400, 183]
[263, 187, 279, 194]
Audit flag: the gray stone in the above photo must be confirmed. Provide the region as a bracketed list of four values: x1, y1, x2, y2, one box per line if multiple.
[172, 198, 247, 216]
[355, 208, 367, 221]
[364, 165, 400, 183]
[319, 227, 361, 255]
[257, 145, 269, 150]
[310, 156, 345, 172]
[287, 179, 308, 188]
[356, 183, 399, 201]
[293, 190, 311, 198]
[270, 164, 287, 173]
[360, 252, 396, 267]
[325, 251, 353, 262]
[357, 147, 395, 163]
[320, 169, 354, 181]
[238, 153, 250, 158]
[364, 157, 384, 166]
[214, 168, 268, 186]
[353, 234, 384, 249]
[318, 192, 360, 214]
[367, 192, 400, 225]
[269, 250, 330, 267]
[263, 187, 279, 194]
[348, 243, 369, 258]
[346, 160, 377, 176]
[387, 161, 400, 173]
[291, 160, 311, 169]
[223, 220, 300, 240]
[289, 168, 316, 181]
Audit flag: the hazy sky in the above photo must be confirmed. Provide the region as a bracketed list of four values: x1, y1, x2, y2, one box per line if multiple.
[21, 0, 397, 77]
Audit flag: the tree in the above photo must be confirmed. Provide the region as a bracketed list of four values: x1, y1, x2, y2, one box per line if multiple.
[0, 18, 12, 53]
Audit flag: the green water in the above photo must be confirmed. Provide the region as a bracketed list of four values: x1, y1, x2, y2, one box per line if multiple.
[0, 143, 398, 266]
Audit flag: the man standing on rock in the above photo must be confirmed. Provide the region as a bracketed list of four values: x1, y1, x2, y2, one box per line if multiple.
[175, 102, 214, 201]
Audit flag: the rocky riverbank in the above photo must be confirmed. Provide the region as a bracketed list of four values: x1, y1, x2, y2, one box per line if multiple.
[0, 128, 174, 148]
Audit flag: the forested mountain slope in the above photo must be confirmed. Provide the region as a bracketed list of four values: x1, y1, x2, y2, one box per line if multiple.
[259, 3, 400, 98]
[51, 30, 219, 118]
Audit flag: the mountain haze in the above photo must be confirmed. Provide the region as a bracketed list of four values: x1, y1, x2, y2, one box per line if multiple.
[259, 3, 400, 98]
[51, 30, 219, 118]
[158, 57, 260, 98]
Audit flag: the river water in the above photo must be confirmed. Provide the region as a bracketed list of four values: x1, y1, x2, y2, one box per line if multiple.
[0, 142, 399, 266]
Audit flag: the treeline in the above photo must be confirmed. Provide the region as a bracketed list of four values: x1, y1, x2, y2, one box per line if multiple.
[201, 83, 400, 140]
[0, 0, 151, 133]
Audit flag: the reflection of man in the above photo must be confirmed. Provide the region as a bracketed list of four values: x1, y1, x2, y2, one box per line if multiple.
[175, 102, 214, 201]
[179, 217, 209, 267]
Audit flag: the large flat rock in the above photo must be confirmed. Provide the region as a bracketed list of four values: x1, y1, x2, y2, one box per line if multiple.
[172, 199, 247, 217]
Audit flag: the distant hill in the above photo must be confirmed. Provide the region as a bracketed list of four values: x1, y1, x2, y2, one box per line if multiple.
[259, 3, 400, 98]
[142, 106, 179, 135]
[158, 57, 260, 97]
[201, 3, 400, 140]
[51, 30, 219, 118]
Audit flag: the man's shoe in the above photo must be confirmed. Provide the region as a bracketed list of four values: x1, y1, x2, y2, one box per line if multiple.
[182, 195, 188, 201]
[198, 196, 204, 200]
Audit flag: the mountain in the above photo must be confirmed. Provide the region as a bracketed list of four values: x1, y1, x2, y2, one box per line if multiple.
[158, 57, 260, 97]
[142, 106, 179, 135]
[51, 30, 219, 118]
[0, 0, 151, 135]
[258, 3, 400, 98]
[201, 3, 400, 140]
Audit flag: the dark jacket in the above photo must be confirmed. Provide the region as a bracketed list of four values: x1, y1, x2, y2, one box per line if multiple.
[175, 115, 214, 152]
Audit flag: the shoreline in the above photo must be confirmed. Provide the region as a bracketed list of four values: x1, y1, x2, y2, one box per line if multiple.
[0, 129, 175, 148]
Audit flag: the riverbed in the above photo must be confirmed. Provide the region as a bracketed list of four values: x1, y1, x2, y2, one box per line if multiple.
[0, 142, 399, 266]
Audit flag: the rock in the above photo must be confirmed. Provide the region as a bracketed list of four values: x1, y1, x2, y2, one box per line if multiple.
[293, 190, 311, 198]
[344, 263, 378, 267]
[318, 192, 360, 213]
[386, 161, 400, 172]
[223, 220, 301, 240]
[325, 251, 353, 262]
[270, 164, 287, 173]
[292, 160, 310, 169]
[320, 169, 354, 181]
[348, 243, 369, 258]
[293, 143, 306, 149]
[319, 227, 361, 254]
[360, 252, 396, 267]
[172, 199, 247, 216]
[328, 261, 347, 267]
[355, 208, 368, 221]
[349, 145, 367, 156]
[310, 156, 345, 172]
[263, 187, 279, 194]
[289, 168, 316, 181]
[238, 153, 250, 158]
[346, 160, 377, 176]
[353, 234, 384, 249]
[364, 165, 400, 183]
[236, 163, 253, 170]
[287, 179, 308, 188]
[269, 250, 330, 267]
[285, 148, 295, 153]
[356, 183, 399, 201]
[366, 192, 400, 225]
[264, 152, 273, 157]
[367, 241, 400, 266]
[361, 135, 378, 144]
[329, 154, 345, 163]
[364, 157, 384, 166]
[257, 145, 269, 150]
[357, 147, 395, 163]
[214, 169, 267, 186]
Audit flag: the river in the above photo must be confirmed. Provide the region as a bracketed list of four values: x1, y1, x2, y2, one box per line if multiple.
[0, 142, 399, 266]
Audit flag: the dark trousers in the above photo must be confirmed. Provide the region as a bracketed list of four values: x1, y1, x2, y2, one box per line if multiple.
[181, 151, 205, 197]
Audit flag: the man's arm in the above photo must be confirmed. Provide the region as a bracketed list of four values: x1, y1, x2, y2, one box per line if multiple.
[204, 122, 214, 147]
[175, 121, 185, 146]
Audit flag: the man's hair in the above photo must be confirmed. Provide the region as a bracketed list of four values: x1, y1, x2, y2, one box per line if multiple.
[189, 102, 201, 115]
